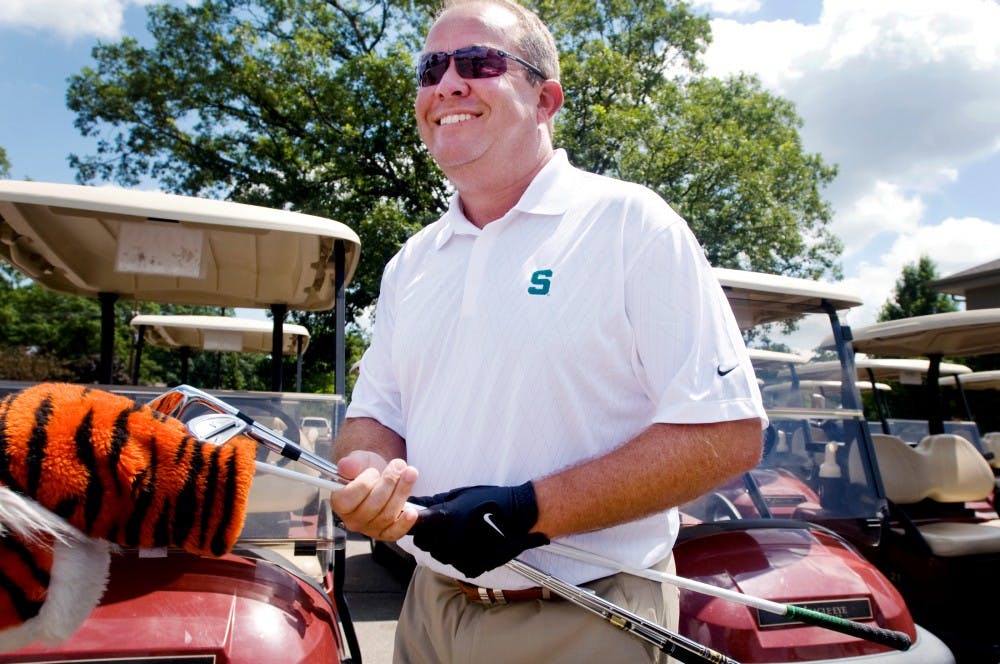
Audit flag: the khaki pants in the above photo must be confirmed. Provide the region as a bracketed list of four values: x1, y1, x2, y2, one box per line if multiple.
[393, 555, 679, 664]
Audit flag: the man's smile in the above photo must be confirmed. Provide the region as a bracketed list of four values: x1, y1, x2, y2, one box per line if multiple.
[438, 113, 477, 126]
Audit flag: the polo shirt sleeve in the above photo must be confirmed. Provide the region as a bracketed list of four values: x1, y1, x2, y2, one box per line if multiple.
[625, 215, 765, 426]
[345, 253, 407, 438]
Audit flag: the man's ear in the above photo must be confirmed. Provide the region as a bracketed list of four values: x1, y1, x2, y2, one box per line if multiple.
[537, 79, 564, 122]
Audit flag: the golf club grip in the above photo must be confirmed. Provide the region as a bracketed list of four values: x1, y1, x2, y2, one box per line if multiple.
[786, 605, 911, 651]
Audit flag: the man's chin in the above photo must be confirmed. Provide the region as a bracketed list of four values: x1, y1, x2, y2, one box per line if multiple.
[430, 143, 488, 172]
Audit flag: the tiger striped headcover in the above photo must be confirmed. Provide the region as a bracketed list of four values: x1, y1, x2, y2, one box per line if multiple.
[0, 382, 257, 649]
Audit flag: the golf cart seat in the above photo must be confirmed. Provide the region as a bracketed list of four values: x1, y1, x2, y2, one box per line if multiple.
[872, 433, 1000, 556]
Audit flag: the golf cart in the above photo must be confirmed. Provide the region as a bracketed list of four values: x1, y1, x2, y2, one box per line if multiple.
[843, 309, 1000, 662]
[0, 180, 363, 662]
[791, 358, 974, 444]
[940, 370, 1000, 470]
[129, 313, 311, 389]
[671, 268, 952, 662]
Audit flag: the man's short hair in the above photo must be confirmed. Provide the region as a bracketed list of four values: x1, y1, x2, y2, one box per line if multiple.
[439, 0, 560, 83]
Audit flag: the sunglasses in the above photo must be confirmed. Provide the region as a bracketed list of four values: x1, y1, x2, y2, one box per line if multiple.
[417, 45, 545, 87]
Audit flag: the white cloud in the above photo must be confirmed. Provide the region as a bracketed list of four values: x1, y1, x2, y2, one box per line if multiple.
[704, 0, 1000, 201]
[838, 216, 1000, 330]
[707, 0, 1000, 352]
[887, 216, 1000, 280]
[833, 181, 924, 257]
[704, 18, 821, 88]
[0, 0, 153, 40]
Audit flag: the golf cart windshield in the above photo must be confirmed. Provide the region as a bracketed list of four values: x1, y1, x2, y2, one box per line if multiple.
[681, 270, 884, 543]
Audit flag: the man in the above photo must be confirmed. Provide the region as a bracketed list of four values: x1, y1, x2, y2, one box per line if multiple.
[331, 0, 766, 660]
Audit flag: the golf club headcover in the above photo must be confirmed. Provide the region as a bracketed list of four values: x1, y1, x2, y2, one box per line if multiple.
[0, 382, 257, 651]
[409, 482, 550, 578]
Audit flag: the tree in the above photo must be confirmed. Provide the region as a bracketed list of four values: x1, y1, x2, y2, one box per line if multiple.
[0, 146, 10, 178]
[0, 268, 241, 385]
[65, 0, 843, 387]
[550, 7, 841, 279]
[878, 255, 957, 322]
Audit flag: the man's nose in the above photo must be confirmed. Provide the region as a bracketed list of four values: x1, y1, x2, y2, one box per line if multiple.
[435, 60, 470, 96]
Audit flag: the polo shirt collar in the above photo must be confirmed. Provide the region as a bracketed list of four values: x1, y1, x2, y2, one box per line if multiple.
[433, 149, 573, 250]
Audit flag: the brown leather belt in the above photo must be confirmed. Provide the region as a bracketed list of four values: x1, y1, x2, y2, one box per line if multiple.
[455, 579, 553, 605]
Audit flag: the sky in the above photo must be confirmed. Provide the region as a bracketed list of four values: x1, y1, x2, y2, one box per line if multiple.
[2, 0, 999, 353]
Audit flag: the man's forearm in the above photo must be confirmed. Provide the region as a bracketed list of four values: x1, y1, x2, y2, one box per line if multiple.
[531, 418, 762, 539]
[333, 416, 407, 464]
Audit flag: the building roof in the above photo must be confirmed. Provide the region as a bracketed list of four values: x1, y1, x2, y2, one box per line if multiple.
[930, 258, 1000, 295]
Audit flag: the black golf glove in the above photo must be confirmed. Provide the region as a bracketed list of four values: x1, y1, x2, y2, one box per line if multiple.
[409, 482, 550, 578]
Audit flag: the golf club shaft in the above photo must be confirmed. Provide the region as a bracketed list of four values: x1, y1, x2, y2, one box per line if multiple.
[543, 541, 911, 651]
[257, 458, 908, 652]
[505, 558, 737, 663]
[254, 462, 731, 660]
[247, 441, 733, 661]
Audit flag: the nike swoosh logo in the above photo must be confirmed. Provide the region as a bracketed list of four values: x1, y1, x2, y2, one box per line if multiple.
[483, 512, 505, 536]
[717, 364, 738, 377]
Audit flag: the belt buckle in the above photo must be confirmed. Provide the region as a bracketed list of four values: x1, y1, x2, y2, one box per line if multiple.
[477, 587, 507, 606]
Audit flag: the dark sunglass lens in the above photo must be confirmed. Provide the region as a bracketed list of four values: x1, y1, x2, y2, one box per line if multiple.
[418, 52, 450, 86]
[454, 47, 507, 79]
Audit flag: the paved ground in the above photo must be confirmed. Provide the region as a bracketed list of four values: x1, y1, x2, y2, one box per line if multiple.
[340, 532, 413, 664]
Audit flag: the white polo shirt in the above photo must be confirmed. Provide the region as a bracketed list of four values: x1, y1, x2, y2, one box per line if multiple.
[348, 150, 765, 588]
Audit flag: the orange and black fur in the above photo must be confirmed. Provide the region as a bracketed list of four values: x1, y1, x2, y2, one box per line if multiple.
[0, 382, 256, 648]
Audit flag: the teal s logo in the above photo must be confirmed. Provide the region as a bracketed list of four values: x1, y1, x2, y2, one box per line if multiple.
[528, 269, 553, 295]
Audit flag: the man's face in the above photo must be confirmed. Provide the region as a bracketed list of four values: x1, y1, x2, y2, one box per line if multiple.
[414, 4, 546, 177]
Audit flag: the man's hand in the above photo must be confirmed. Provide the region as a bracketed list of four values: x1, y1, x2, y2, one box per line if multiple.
[409, 482, 550, 578]
[330, 450, 419, 541]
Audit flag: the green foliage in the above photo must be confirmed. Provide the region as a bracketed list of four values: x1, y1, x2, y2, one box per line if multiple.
[0, 146, 10, 178]
[559, 60, 841, 279]
[878, 255, 957, 322]
[0, 346, 76, 382]
[0, 273, 118, 381]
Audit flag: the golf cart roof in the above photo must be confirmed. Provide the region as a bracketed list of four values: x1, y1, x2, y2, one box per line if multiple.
[0, 179, 360, 310]
[794, 357, 972, 381]
[714, 268, 863, 330]
[130, 314, 310, 355]
[762, 379, 891, 393]
[746, 348, 809, 371]
[940, 369, 1000, 391]
[848, 309, 1000, 357]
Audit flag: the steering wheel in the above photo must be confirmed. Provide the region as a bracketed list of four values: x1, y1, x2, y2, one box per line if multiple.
[701, 492, 742, 522]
